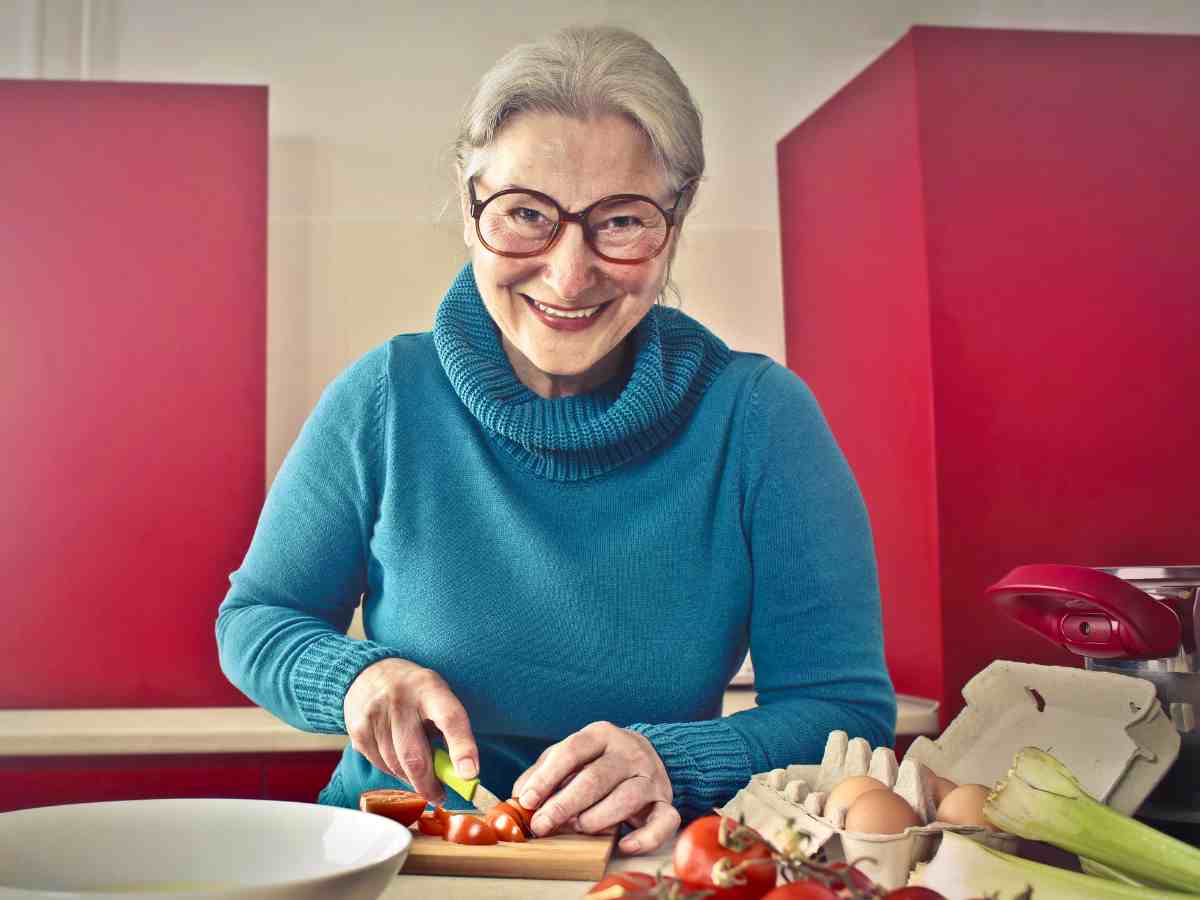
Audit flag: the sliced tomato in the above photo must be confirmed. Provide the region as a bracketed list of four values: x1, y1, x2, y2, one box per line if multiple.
[417, 807, 446, 837]
[357, 789, 426, 827]
[444, 813, 499, 845]
[486, 809, 528, 842]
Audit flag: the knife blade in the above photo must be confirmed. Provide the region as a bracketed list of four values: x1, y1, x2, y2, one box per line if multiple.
[432, 747, 503, 812]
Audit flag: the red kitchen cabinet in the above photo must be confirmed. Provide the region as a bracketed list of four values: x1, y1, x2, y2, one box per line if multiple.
[0, 756, 262, 812]
[0, 80, 266, 709]
[0, 752, 343, 813]
[777, 26, 1200, 725]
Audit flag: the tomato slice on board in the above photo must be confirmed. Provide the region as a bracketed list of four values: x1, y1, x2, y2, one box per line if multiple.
[417, 807, 447, 836]
[485, 808, 527, 842]
[357, 789, 426, 827]
[444, 813, 499, 845]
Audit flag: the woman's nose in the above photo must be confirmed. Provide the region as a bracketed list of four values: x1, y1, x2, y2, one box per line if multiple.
[542, 222, 598, 300]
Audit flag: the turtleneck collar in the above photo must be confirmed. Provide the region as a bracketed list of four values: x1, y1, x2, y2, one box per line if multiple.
[433, 263, 732, 482]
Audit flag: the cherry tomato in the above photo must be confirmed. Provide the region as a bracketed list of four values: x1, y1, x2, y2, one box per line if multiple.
[485, 800, 534, 839]
[585, 872, 658, 897]
[416, 807, 446, 837]
[357, 789, 426, 827]
[760, 883, 838, 900]
[673, 816, 777, 900]
[586, 874, 713, 899]
[486, 809, 527, 842]
[827, 862, 874, 893]
[883, 889, 947, 899]
[444, 812, 499, 845]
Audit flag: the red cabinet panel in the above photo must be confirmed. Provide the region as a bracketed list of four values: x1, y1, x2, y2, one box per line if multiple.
[0, 755, 262, 813]
[778, 27, 1200, 724]
[263, 751, 343, 803]
[0, 752, 341, 813]
[0, 80, 266, 708]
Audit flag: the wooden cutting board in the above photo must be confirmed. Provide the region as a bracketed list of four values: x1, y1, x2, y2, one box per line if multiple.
[401, 818, 618, 881]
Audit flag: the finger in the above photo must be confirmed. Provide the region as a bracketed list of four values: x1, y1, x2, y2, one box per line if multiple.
[575, 775, 665, 835]
[370, 708, 405, 781]
[529, 758, 624, 837]
[518, 725, 608, 812]
[421, 688, 478, 781]
[618, 801, 680, 855]
[512, 746, 553, 799]
[391, 714, 442, 802]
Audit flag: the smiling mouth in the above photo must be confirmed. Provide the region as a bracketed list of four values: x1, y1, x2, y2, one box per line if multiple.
[522, 295, 611, 320]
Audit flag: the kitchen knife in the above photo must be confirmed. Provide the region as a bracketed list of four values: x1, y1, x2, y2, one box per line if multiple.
[432, 747, 503, 812]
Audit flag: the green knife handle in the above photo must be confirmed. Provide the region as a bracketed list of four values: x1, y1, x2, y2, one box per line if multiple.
[432, 747, 478, 801]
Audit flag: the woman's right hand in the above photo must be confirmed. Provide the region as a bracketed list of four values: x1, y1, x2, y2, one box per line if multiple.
[342, 658, 478, 803]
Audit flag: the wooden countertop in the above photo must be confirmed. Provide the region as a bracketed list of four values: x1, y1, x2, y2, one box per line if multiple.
[0, 692, 937, 757]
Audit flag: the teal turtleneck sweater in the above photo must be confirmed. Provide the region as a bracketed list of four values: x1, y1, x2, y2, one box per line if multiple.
[216, 264, 895, 817]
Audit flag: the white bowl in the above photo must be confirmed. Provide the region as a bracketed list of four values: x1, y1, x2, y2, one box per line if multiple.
[0, 798, 412, 899]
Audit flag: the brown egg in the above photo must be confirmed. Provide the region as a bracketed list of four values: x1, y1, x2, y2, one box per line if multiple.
[843, 788, 922, 834]
[824, 775, 887, 819]
[935, 783, 998, 830]
[919, 764, 958, 807]
[932, 775, 959, 806]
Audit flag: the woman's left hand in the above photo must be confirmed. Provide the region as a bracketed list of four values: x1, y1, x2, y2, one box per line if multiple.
[511, 721, 679, 855]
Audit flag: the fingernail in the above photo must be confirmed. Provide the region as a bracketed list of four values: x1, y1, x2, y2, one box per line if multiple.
[519, 790, 539, 809]
[531, 813, 550, 834]
[455, 757, 478, 780]
[620, 838, 640, 854]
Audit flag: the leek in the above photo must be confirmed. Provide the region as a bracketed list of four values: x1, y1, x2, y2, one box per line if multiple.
[912, 830, 1198, 899]
[983, 746, 1200, 893]
[1081, 856, 1153, 887]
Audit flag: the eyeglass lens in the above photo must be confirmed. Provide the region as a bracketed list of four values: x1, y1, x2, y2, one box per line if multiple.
[478, 192, 669, 260]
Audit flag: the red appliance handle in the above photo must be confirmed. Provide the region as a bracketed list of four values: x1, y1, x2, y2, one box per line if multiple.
[985, 564, 1181, 659]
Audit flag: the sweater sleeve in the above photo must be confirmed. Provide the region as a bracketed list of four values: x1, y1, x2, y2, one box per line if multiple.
[628, 361, 896, 816]
[215, 343, 400, 733]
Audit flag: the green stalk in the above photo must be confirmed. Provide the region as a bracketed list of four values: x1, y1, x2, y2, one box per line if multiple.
[913, 830, 1198, 899]
[1081, 856, 1153, 887]
[983, 746, 1200, 893]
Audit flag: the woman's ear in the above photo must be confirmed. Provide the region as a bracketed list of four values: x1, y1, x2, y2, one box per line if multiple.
[457, 167, 475, 250]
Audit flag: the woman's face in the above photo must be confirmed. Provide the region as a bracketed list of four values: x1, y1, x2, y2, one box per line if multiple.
[463, 112, 677, 399]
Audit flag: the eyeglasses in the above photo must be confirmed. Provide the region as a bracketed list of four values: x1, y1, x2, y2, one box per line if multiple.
[467, 177, 694, 265]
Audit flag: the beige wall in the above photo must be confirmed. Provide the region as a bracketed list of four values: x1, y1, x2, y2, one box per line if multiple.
[6, 0, 1200, 483]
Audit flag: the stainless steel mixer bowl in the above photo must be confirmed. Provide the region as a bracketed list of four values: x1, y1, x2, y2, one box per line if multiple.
[1085, 566, 1200, 819]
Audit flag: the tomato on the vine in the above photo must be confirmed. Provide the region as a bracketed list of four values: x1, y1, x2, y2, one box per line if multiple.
[586, 873, 714, 899]
[827, 862, 874, 893]
[673, 816, 777, 900]
[586, 873, 659, 897]
[882, 889, 947, 899]
[760, 883, 838, 900]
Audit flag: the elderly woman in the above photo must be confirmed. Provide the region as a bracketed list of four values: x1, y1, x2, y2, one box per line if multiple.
[216, 25, 894, 855]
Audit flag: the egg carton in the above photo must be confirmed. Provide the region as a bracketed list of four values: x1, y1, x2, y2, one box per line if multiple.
[720, 660, 1181, 890]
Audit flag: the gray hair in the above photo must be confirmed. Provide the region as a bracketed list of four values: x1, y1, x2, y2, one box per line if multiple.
[455, 25, 704, 207]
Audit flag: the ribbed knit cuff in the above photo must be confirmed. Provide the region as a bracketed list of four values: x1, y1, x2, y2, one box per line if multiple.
[293, 633, 399, 733]
[627, 719, 752, 819]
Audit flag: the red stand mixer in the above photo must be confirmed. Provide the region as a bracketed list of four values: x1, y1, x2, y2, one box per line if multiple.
[987, 564, 1200, 825]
